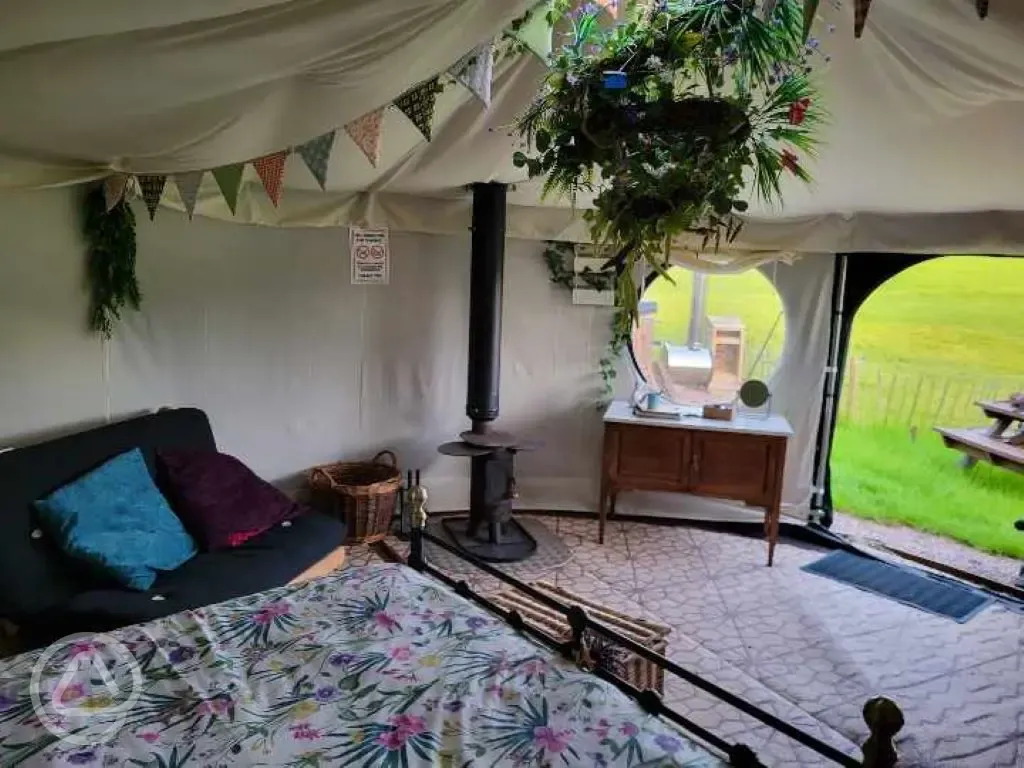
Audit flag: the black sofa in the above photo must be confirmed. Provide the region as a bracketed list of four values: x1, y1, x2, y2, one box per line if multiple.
[0, 408, 345, 651]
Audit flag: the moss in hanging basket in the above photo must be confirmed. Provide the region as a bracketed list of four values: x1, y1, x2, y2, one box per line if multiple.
[517, 0, 824, 327]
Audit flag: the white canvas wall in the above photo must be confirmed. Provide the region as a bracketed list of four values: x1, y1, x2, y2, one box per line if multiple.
[0, 187, 830, 521]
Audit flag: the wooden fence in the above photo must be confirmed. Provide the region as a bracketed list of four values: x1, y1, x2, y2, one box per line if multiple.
[839, 358, 1021, 428]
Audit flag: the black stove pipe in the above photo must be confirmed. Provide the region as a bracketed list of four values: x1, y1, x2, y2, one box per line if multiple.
[466, 183, 507, 425]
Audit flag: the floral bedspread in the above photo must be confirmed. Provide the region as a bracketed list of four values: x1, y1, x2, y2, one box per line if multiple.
[0, 564, 726, 767]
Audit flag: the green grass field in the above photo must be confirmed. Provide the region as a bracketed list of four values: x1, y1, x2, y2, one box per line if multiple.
[643, 255, 1024, 557]
[833, 424, 1024, 559]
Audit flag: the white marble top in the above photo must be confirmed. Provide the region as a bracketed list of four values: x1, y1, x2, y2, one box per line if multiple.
[603, 400, 794, 438]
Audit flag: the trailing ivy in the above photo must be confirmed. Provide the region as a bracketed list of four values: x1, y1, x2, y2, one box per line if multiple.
[543, 241, 633, 407]
[81, 184, 140, 338]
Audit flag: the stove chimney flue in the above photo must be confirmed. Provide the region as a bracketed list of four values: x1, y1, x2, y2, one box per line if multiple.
[466, 182, 507, 425]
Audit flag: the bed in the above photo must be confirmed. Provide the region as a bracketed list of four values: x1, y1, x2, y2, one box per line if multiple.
[0, 511, 904, 768]
[1, 563, 724, 767]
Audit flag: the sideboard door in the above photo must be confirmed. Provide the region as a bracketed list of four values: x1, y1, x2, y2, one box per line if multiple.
[689, 431, 779, 505]
[614, 425, 689, 488]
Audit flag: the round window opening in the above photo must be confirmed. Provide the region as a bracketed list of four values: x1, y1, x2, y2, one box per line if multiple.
[632, 266, 786, 406]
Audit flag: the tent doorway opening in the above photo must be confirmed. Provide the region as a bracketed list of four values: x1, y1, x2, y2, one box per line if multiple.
[827, 255, 1024, 575]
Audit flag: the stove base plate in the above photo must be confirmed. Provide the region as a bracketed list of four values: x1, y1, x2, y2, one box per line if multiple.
[438, 516, 538, 563]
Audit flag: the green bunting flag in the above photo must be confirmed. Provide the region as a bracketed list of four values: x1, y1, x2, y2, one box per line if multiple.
[212, 164, 244, 215]
[512, 3, 552, 62]
[393, 78, 442, 142]
[137, 175, 167, 220]
[173, 170, 204, 219]
[296, 132, 336, 190]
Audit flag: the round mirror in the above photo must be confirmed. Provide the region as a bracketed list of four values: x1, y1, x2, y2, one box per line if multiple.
[739, 379, 770, 408]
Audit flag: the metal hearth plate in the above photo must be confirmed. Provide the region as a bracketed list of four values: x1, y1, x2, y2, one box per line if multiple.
[424, 516, 571, 580]
[442, 517, 537, 563]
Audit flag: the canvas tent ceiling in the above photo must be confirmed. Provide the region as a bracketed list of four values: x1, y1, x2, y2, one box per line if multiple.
[3, 1, 1024, 254]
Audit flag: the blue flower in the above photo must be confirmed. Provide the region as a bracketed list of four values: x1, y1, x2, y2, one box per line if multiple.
[329, 652, 354, 667]
[655, 733, 681, 754]
[465, 616, 488, 630]
[168, 646, 194, 664]
[314, 686, 337, 702]
[444, 700, 463, 712]
[66, 751, 97, 765]
[0, 693, 16, 712]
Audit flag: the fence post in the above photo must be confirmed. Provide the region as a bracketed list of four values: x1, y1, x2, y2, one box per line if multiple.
[906, 376, 925, 427]
[847, 356, 860, 423]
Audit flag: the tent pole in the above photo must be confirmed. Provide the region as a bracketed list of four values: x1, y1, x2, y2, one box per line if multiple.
[811, 254, 847, 521]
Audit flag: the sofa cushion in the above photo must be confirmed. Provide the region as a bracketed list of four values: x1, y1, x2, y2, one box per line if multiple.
[157, 450, 304, 550]
[35, 448, 197, 590]
[21, 511, 345, 648]
[0, 408, 216, 623]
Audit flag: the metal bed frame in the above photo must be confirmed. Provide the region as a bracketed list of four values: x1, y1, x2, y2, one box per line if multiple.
[403, 485, 906, 768]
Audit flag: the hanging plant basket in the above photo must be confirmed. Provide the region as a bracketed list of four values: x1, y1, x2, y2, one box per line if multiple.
[516, 0, 826, 327]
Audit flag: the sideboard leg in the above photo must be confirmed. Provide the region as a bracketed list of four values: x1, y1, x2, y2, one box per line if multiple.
[766, 506, 780, 567]
[598, 484, 608, 545]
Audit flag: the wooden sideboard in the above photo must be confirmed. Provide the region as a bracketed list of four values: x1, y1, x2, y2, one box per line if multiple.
[599, 401, 793, 566]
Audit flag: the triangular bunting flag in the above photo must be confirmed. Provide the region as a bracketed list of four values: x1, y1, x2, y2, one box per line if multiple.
[596, 0, 619, 18]
[102, 173, 129, 212]
[253, 150, 288, 206]
[449, 42, 494, 106]
[393, 78, 441, 142]
[296, 132, 336, 190]
[212, 164, 244, 215]
[173, 171, 204, 219]
[345, 110, 384, 167]
[853, 0, 873, 38]
[512, 4, 552, 62]
[137, 175, 167, 221]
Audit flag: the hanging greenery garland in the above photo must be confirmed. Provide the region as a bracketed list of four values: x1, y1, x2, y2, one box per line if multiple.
[81, 185, 141, 338]
[516, 0, 825, 329]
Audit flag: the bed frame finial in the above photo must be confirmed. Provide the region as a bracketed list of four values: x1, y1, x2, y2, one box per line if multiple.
[407, 476, 429, 569]
[862, 696, 904, 768]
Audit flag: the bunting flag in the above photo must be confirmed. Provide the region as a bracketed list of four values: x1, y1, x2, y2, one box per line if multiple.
[513, 3, 552, 62]
[394, 78, 441, 142]
[137, 175, 167, 220]
[102, 173, 129, 212]
[345, 109, 384, 167]
[173, 171, 204, 219]
[449, 42, 494, 106]
[596, 0, 619, 18]
[296, 131, 336, 190]
[853, 0, 873, 38]
[253, 150, 288, 206]
[212, 164, 244, 215]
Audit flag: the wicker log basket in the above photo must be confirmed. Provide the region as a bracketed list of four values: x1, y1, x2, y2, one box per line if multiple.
[309, 450, 401, 544]
[491, 582, 671, 693]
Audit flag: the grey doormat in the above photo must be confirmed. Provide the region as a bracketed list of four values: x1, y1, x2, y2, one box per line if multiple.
[803, 550, 993, 623]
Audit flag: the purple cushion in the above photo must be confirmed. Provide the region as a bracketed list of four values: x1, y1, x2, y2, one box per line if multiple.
[156, 450, 303, 551]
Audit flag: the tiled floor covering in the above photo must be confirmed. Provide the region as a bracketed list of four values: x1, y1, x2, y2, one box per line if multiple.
[349, 515, 1024, 767]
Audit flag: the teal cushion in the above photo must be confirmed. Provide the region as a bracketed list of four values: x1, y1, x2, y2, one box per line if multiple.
[35, 448, 196, 591]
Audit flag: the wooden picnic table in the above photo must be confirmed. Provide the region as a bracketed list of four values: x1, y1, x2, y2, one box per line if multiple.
[934, 398, 1024, 475]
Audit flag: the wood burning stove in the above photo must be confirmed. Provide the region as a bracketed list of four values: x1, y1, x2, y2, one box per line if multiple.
[433, 183, 538, 562]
